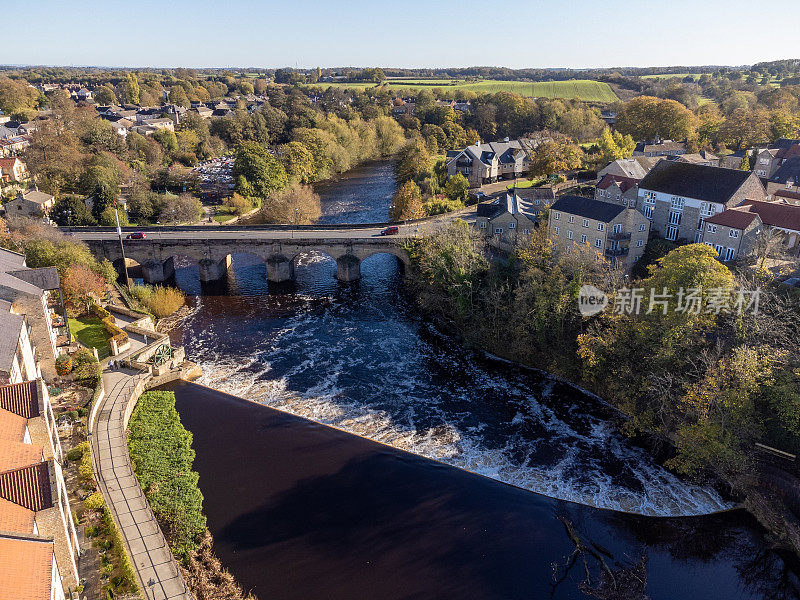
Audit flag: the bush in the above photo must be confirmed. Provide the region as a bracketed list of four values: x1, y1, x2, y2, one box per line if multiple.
[128, 391, 206, 561]
[79, 450, 95, 488]
[130, 284, 185, 318]
[67, 441, 89, 461]
[55, 354, 72, 376]
[74, 362, 102, 387]
[84, 492, 105, 511]
[73, 348, 97, 367]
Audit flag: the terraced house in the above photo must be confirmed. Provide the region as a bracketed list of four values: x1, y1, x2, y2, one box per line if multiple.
[446, 139, 531, 187]
[547, 195, 650, 270]
[637, 161, 767, 243]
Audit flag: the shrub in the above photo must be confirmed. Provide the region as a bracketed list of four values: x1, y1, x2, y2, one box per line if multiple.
[131, 284, 186, 318]
[73, 348, 97, 367]
[74, 362, 102, 387]
[67, 441, 89, 461]
[128, 284, 153, 304]
[55, 354, 72, 376]
[79, 450, 95, 488]
[84, 492, 105, 511]
[128, 391, 206, 561]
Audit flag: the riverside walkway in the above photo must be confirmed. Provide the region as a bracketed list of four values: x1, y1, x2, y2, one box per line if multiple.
[90, 367, 192, 600]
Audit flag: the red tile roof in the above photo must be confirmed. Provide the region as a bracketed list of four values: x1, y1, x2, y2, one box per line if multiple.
[0, 443, 43, 477]
[0, 462, 52, 511]
[0, 409, 27, 442]
[0, 496, 34, 533]
[739, 199, 800, 231]
[0, 381, 39, 419]
[0, 536, 54, 600]
[705, 208, 760, 230]
[597, 174, 638, 193]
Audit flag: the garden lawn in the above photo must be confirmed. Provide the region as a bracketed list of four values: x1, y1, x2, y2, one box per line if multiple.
[68, 317, 111, 359]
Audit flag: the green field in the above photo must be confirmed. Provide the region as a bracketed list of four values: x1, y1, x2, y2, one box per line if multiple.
[641, 73, 703, 80]
[68, 317, 111, 359]
[305, 79, 619, 102]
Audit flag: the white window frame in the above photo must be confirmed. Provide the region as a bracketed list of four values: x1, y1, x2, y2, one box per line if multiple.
[567, 230, 573, 240]
[724, 247, 736, 261]
[707, 224, 717, 233]
[595, 238, 602, 248]
[580, 234, 587, 243]
[508, 222, 516, 229]
[479, 221, 487, 229]
[670, 196, 685, 211]
[643, 205, 653, 220]
[638, 224, 646, 231]
[582, 218, 589, 228]
[666, 226, 678, 241]
[495, 227, 503, 234]
[729, 229, 739, 238]
[553, 212, 560, 220]
[553, 226, 559, 235]
[568, 215, 575, 223]
[637, 240, 643, 247]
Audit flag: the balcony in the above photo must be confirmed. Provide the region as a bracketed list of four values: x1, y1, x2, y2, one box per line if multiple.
[607, 231, 631, 241]
[605, 247, 629, 257]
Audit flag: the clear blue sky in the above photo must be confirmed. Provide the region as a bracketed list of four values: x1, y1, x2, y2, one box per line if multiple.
[11, 0, 798, 69]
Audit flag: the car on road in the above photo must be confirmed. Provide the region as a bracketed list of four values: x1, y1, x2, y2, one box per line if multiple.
[126, 232, 146, 240]
[380, 226, 399, 236]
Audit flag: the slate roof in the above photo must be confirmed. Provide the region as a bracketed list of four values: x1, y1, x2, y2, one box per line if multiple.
[550, 196, 626, 223]
[456, 139, 527, 166]
[0, 311, 25, 374]
[739, 199, 800, 231]
[639, 160, 757, 203]
[634, 140, 686, 154]
[0, 536, 54, 600]
[0, 382, 40, 419]
[769, 156, 800, 184]
[704, 208, 760, 230]
[513, 187, 556, 202]
[597, 174, 638, 193]
[20, 191, 54, 205]
[600, 158, 651, 180]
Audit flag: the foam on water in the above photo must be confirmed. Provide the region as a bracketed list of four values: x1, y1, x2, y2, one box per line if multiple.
[182, 293, 732, 517]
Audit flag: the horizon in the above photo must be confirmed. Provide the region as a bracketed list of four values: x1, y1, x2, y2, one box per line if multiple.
[9, 0, 799, 70]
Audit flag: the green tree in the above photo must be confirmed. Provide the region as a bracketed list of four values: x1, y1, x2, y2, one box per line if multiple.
[444, 173, 469, 205]
[233, 141, 288, 198]
[94, 85, 118, 105]
[616, 96, 696, 141]
[51, 195, 96, 226]
[280, 141, 316, 183]
[528, 138, 583, 177]
[122, 73, 140, 104]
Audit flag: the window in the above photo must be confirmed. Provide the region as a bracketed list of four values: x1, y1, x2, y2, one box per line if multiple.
[700, 202, 717, 218]
[598, 190, 604, 197]
[534, 199, 540, 205]
[707, 224, 717, 233]
[757, 170, 766, 177]
[567, 230, 573, 240]
[668, 211, 682, 225]
[638, 224, 646, 231]
[582, 219, 589, 228]
[724, 247, 736, 261]
[612, 223, 622, 233]
[759, 158, 768, 165]
[508, 222, 516, 229]
[729, 229, 739, 238]
[643, 205, 653, 220]
[670, 196, 685, 211]
[666, 226, 678, 241]
[479, 221, 487, 229]
[523, 229, 530, 235]
[597, 223, 604, 231]
[629, 199, 636, 208]
[580, 234, 587, 243]
[642, 191, 656, 204]
[637, 240, 643, 247]
[553, 212, 560, 220]
[568, 215, 575, 223]
[495, 227, 503, 234]
[616, 194, 620, 201]
[553, 226, 559, 235]
[595, 238, 602, 248]
[714, 244, 723, 257]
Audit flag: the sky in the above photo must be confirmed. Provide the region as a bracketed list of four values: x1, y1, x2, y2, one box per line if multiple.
[9, 0, 799, 70]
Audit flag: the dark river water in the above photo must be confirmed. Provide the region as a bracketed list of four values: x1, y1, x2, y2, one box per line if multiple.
[165, 159, 800, 599]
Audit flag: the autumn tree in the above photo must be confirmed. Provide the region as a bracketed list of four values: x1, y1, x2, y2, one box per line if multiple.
[615, 96, 696, 142]
[122, 73, 140, 104]
[61, 264, 106, 315]
[390, 180, 424, 221]
[598, 127, 635, 164]
[528, 137, 583, 177]
[159, 194, 203, 224]
[259, 183, 321, 224]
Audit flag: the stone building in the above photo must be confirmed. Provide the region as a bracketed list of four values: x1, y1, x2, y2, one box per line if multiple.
[548, 195, 650, 270]
[700, 208, 763, 262]
[637, 160, 767, 243]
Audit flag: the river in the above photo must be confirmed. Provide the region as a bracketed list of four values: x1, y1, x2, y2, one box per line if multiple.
[165, 158, 800, 599]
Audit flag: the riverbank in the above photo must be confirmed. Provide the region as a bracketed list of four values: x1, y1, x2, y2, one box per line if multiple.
[403, 224, 800, 557]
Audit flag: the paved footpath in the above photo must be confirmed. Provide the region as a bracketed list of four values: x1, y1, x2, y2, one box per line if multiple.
[91, 368, 192, 600]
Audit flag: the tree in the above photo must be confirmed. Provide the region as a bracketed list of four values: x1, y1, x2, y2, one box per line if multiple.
[122, 73, 140, 104]
[168, 85, 189, 108]
[598, 127, 634, 164]
[233, 141, 288, 198]
[94, 85, 118, 105]
[528, 138, 583, 177]
[159, 194, 203, 224]
[61, 264, 106, 315]
[259, 183, 321, 224]
[444, 173, 469, 205]
[395, 140, 432, 185]
[615, 96, 696, 142]
[51, 196, 96, 226]
[280, 141, 316, 184]
[223, 193, 253, 216]
[390, 180, 424, 221]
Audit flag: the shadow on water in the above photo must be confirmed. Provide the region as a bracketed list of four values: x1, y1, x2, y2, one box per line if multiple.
[166, 382, 800, 600]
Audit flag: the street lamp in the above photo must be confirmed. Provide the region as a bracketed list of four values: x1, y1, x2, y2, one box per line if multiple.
[115, 206, 132, 290]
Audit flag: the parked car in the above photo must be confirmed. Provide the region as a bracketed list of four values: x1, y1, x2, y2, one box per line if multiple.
[126, 232, 146, 240]
[381, 226, 399, 236]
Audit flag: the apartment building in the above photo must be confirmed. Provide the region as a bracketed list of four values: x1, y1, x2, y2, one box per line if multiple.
[637, 160, 767, 243]
[446, 139, 531, 187]
[547, 195, 650, 270]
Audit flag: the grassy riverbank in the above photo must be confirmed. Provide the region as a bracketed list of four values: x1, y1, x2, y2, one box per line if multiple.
[128, 391, 255, 599]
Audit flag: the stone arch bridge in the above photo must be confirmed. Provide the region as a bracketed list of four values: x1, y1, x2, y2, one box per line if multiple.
[74, 226, 412, 284]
